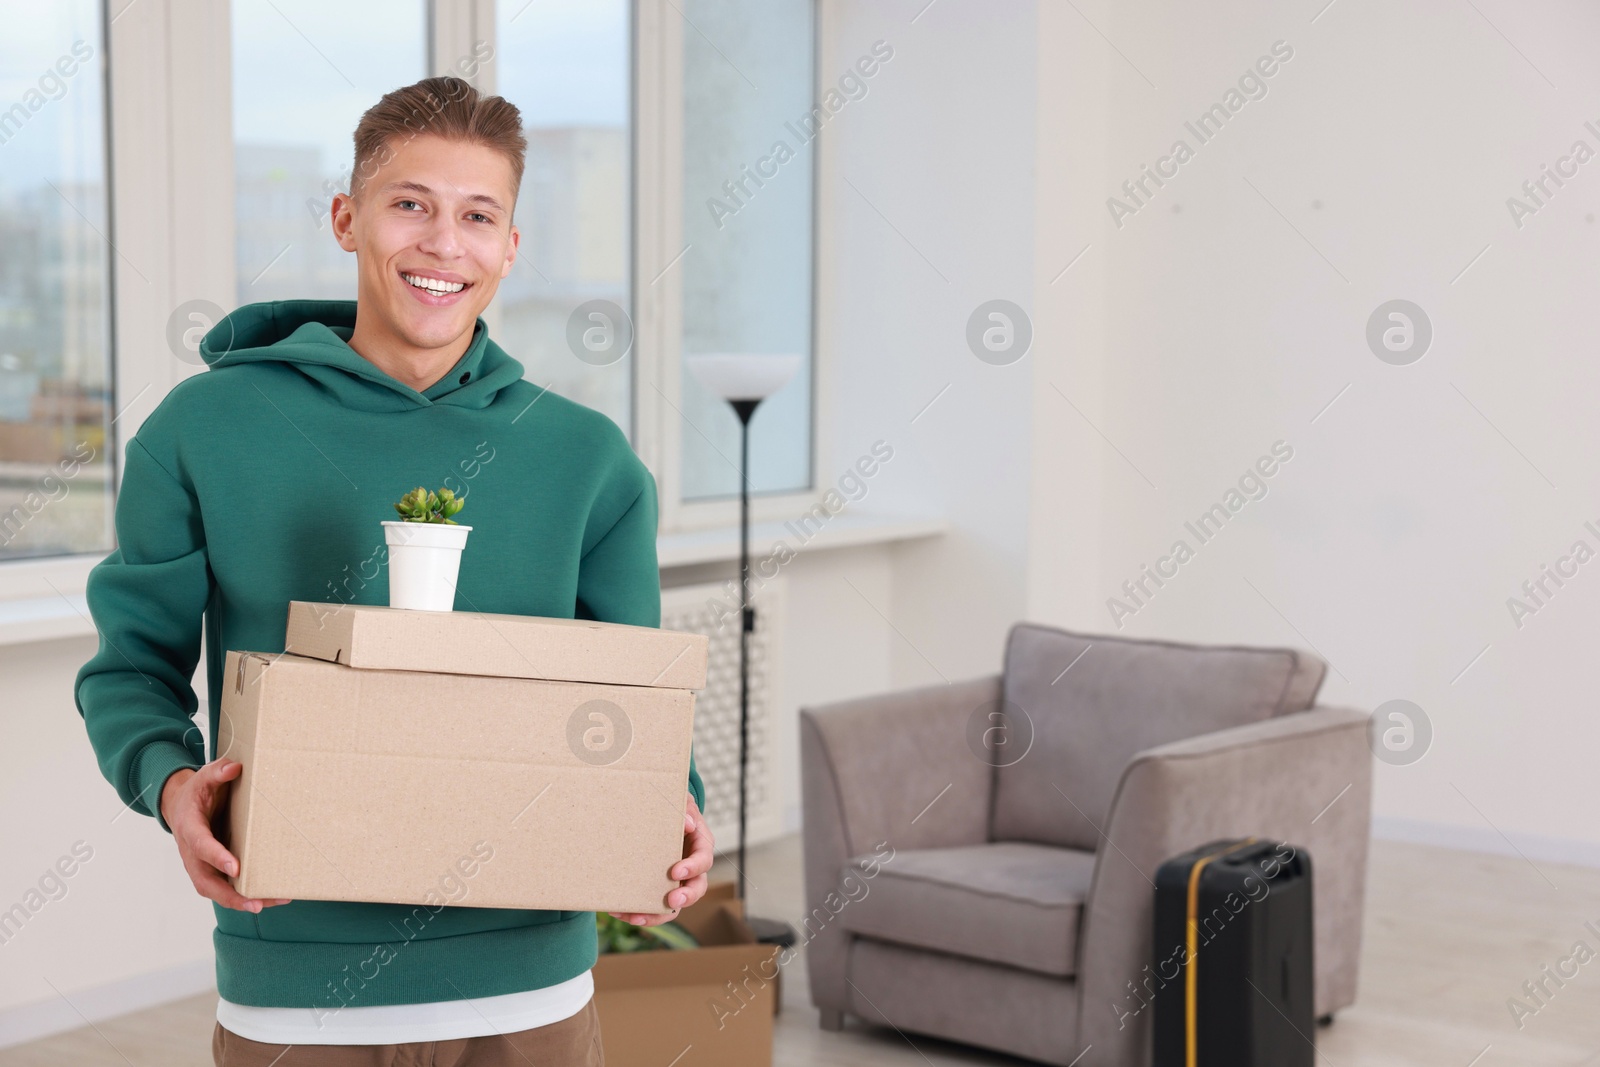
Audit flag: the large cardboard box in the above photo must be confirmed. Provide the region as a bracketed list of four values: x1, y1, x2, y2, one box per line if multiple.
[220, 606, 706, 913]
[284, 600, 708, 690]
[594, 882, 781, 1067]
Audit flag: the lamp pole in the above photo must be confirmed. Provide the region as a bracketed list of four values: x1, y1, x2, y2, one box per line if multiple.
[732, 397, 758, 902]
[682, 352, 800, 948]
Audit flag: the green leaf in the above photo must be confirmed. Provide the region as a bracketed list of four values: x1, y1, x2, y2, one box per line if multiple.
[392, 484, 469, 524]
[647, 921, 699, 950]
[595, 913, 701, 954]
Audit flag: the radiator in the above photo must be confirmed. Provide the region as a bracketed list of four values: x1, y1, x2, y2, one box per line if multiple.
[661, 576, 785, 853]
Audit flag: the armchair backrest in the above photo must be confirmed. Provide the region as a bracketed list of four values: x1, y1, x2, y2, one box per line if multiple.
[989, 623, 1327, 851]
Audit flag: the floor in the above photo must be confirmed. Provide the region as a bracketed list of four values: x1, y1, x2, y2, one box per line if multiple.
[4, 835, 1600, 1066]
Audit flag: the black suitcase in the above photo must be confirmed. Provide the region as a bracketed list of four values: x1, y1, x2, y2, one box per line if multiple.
[1152, 838, 1314, 1067]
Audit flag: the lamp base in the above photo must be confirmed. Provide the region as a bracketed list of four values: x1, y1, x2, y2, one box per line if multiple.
[747, 914, 798, 948]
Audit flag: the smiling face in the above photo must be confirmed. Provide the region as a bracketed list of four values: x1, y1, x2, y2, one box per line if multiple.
[331, 132, 520, 372]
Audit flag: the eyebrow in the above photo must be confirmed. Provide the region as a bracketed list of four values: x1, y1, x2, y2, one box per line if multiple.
[381, 180, 507, 215]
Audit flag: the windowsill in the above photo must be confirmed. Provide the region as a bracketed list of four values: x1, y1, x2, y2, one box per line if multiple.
[657, 509, 948, 568]
[0, 592, 93, 647]
[0, 511, 949, 646]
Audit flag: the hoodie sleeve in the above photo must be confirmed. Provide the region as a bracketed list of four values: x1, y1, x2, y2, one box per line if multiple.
[74, 435, 211, 834]
[574, 453, 707, 816]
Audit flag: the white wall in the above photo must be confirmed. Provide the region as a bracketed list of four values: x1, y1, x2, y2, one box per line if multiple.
[0, 637, 216, 1042]
[1030, 0, 1600, 860]
[823, 0, 1039, 688]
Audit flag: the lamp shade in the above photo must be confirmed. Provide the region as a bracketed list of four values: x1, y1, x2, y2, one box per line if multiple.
[684, 352, 802, 402]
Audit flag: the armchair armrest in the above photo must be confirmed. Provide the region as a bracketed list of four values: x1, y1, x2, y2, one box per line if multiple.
[1074, 706, 1371, 1065]
[798, 673, 1001, 1013]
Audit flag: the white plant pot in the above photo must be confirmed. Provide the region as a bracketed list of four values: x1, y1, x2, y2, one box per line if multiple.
[383, 520, 472, 612]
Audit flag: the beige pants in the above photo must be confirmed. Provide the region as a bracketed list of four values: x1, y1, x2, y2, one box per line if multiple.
[211, 995, 604, 1066]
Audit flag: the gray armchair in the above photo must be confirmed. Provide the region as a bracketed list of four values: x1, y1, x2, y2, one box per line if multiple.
[799, 622, 1372, 1067]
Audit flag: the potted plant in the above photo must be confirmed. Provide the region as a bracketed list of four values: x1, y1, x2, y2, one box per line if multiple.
[383, 486, 471, 612]
[596, 912, 699, 954]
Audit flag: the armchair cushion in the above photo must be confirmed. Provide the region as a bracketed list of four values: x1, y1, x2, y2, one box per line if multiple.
[991, 623, 1328, 851]
[838, 841, 1097, 977]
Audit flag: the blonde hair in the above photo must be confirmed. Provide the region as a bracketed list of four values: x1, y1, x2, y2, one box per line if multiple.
[350, 76, 527, 209]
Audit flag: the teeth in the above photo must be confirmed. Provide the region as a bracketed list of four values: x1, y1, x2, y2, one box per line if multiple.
[402, 273, 466, 294]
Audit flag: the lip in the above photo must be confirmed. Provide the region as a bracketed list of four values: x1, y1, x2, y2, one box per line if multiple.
[398, 268, 472, 307]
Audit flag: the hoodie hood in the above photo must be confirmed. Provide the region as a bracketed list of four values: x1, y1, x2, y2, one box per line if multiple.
[198, 299, 527, 413]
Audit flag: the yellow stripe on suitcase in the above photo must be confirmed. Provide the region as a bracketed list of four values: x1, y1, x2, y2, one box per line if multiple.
[1185, 838, 1259, 1067]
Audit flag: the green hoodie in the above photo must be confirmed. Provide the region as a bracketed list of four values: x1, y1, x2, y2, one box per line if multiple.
[74, 299, 705, 1009]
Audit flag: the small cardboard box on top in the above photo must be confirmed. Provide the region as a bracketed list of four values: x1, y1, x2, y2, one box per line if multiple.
[219, 601, 708, 915]
[593, 881, 782, 1067]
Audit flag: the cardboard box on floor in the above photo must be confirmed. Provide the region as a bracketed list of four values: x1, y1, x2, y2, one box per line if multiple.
[594, 881, 782, 1067]
[219, 602, 709, 914]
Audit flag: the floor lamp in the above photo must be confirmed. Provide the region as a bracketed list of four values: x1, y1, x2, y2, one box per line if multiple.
[684, 352, 800, 949]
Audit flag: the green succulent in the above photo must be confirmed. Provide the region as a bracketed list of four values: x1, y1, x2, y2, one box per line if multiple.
[392, 486, 465, 524]
[596, 912, 699, 954]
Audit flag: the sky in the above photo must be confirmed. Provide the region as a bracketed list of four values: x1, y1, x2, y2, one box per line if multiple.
[0, 1, 105, 198]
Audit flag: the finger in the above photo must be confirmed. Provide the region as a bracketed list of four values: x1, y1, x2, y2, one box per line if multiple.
[622, 910, 678, 927]
[202, 760, 242, 793]
[205, 760, 242, 802]
[260, 898, 293, 908]
[191, 764, 243, 870]
[672, 816, 715, 881]
[166, 781, 241, 878]
[187, 824, 241, 881]
[614, 908, 679, 925]
[189, 862, 268, 913]
[192, 763, 235, 824]
[677, 802, 707, 849]
[668, 871, 707, 910]
[198, 760, 241, 809]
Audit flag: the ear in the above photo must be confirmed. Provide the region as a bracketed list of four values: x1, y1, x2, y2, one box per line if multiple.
[331, 191, 358, 252]
[500, 223, 520, 279]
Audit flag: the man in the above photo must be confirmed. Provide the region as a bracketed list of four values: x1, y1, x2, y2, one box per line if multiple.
[73, 75, 712, 1066]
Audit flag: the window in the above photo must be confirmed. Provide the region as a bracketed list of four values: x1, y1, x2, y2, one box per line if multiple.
[678, 1, 819, 505]
[0, 2, 113, 562]
[675, 0, 816, 504]
[1, 0, 821, 574]
[492, 0, 819, 518]
[231, 0, 428, 305]
[494, 0, 632, 436]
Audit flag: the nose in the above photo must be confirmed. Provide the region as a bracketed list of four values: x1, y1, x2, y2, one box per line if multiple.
[415, 208, 467, 261]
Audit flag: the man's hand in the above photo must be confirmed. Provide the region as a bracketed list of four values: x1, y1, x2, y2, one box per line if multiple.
[161, 758, 291, 914]
[607, 790, 714, 927]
